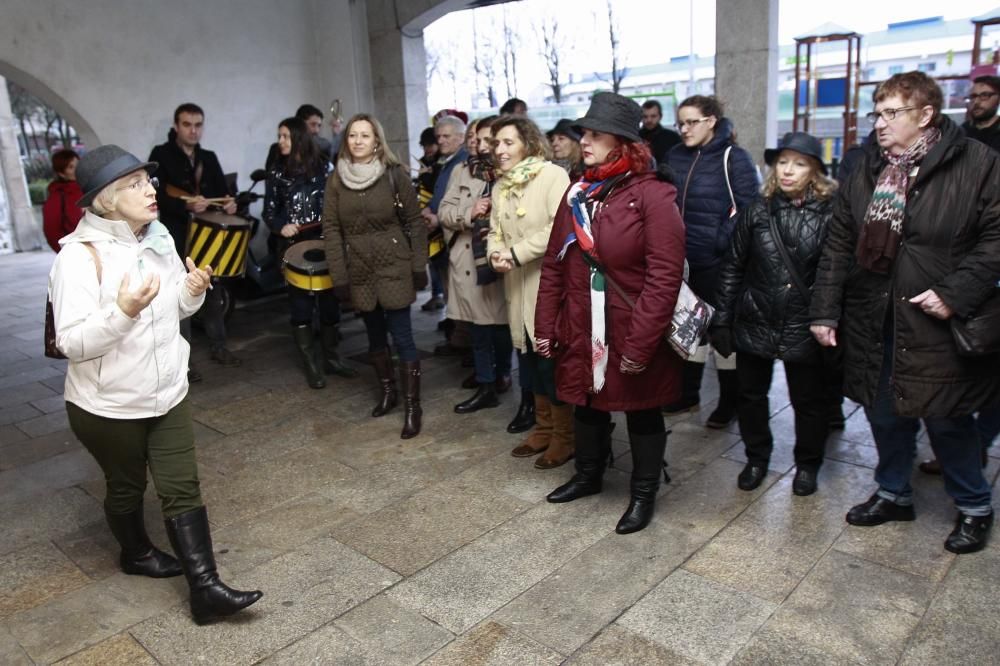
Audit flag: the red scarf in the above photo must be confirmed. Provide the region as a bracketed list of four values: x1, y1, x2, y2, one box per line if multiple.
[583, 154, 631, 184]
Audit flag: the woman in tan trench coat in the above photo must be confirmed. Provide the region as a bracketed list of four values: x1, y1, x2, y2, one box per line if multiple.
[440, 116, 514, 414]
[323, 113, 428, 439]
[487, 115, 572, 468]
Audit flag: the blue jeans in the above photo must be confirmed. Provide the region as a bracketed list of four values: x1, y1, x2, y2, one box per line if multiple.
[471, 324, 513, 383]
[362, 305, 418, 362]
[865, 340, 992, 515]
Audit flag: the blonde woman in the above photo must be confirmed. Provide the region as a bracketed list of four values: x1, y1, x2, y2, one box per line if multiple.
[710, 132, 839, 496]
[323, 114, 428, 439]
[487, 115, 572, 468]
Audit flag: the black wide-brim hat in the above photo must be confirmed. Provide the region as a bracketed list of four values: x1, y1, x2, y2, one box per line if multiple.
[76, 145, 158, 208]
[573, 92, 642, 143]
[764, 132, 827, 174]
[547, 118, 581, 142]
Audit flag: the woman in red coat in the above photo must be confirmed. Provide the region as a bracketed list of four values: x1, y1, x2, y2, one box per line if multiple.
[42, 149, 85, 252]
[535, 93, 686, 534]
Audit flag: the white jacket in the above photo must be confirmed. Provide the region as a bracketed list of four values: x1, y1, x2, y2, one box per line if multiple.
[49, 211, 205, 418]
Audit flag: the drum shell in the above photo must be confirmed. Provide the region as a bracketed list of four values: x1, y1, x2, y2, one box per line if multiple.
[283, 240, 334, 292]
[186, 212, 251, 277]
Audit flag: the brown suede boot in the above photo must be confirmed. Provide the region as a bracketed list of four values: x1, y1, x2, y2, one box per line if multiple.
[512, 393, 551, 457]
[535, 401, 576, 469]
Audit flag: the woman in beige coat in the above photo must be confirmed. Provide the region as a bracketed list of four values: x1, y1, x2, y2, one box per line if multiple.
[440, 116, 514, 414]
[487, 115, 572, 468]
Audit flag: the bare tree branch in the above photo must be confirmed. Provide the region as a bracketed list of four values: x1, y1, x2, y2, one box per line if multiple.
[536, 15, 569, 104]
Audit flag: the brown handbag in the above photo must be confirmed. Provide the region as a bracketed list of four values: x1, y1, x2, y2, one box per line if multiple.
[45, 242, 102, 359]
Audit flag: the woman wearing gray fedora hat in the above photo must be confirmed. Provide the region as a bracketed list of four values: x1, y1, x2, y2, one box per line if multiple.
[536, 92, 687, 534]
[48, 144, 262, 624]
[709, 131, 839, 496]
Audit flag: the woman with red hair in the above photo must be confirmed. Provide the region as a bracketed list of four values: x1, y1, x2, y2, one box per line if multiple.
[535, 93, 686, 534]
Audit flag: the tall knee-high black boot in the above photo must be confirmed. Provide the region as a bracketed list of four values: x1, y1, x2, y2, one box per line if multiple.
[105, 503, 182, 578]
[165, 507, 263, 625]
[547, 416, 611, 503]
[615, 431, 668, 534]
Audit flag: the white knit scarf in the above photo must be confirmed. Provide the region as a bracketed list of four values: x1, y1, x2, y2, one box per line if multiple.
[336, 158, 386, 191]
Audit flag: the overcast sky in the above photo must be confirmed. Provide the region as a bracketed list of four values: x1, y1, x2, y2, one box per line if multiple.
[425, 0, 1000, 110]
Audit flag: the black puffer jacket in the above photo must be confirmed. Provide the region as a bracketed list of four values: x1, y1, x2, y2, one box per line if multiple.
[713, 193, 832, 362]
[810, 116, 1000, 417]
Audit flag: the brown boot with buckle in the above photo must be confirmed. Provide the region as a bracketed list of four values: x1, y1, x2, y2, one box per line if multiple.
[512, 393, 551, 457]
[536, 401, 576, 469]
[370, 349, 397, 417]
[400, 360, 422, 439]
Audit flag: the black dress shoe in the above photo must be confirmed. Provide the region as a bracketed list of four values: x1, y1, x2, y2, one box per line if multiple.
[737, 463, 767, 491]
[945, 511, 993, 554]
[845, 494, 916, 526]
[792, 468, 818, 496]
[454, 384, 500, 414]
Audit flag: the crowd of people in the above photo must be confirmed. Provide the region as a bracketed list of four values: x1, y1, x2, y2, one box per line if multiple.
[42, 70, 1000, 624]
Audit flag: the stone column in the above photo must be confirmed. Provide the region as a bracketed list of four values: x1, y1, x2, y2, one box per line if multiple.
[366, 0, 429, 167]
[714, 0, 779, 169]
[0, 76, 41, 252]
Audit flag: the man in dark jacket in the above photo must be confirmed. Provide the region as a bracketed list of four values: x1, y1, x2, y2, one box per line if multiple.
[810, 72, 1000, 554]
[639, 100, 680, 164]
[149, 103, 241, 373]
[962, 75, 1000, 153]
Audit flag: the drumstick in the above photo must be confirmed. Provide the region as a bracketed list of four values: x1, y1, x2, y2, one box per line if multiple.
[178, 196, 233, 204]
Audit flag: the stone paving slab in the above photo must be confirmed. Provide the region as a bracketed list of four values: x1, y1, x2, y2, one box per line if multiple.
[3, 250, 999, 664]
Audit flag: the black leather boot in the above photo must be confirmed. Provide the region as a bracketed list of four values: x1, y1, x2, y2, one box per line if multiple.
[547, 417, 611, 503]
[706, 369, 738, 429]
[616, 431, 668, 534]
[164, 506, 262, 625]
[945, 511, 993, 554]
[507, 389, 536, 433]
[105, 504, 182, 578]
[320, 325, 358, 378]
[370, 349, 398, 417]
[662, 362, 703, 414]
[400, 360, 422, 439]
[292, 325, 326, 389]
[454, 383, 500, 413]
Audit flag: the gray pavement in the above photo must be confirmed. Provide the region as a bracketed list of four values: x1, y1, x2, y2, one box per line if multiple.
[1, 249, 998, 665]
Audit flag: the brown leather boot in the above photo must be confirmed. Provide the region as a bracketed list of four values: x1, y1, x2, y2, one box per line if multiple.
[400, 360, 422, 439]
[370, 349, 397, 417]
[536, 401, 576, 469]
[512, 393, 551, 457]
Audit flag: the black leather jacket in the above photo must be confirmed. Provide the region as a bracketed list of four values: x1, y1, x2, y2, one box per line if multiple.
[713, 192, 832, 362]
[263, 162, 329, 236]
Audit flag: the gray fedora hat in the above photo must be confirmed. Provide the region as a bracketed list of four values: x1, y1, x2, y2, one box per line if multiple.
[76, 145, 157, 208]
[546, 118, 581, 142]
[764, 132, 827, 174]
[572, 92, 642, 143]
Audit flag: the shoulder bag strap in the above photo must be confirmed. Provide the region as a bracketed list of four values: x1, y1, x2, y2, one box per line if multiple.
[723, 146, 736, 217]
[766, 207, 809, 300]
[82, 242, 103, 284]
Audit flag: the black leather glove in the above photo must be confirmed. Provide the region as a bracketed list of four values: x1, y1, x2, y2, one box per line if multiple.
[710, 327, 734, 358]
[412, 271, 429, 291]
[333, 284, 351, 303]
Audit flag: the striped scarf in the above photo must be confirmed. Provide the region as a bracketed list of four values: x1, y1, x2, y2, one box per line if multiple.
[856, 127, 940, 273]
[557, 156, 631, 393]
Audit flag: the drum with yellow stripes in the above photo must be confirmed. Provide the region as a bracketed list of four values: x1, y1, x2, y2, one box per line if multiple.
[186, 212, 251, 277]
[282, 240, 334, 292]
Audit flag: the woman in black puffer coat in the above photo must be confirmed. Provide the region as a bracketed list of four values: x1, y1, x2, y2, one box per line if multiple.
[711, 132, 838, 497]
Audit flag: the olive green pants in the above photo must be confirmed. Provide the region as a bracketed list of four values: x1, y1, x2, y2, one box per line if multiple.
[66, 399, 203, 517]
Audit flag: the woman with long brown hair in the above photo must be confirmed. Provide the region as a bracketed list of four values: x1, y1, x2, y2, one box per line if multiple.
[323, 113, 428, 439]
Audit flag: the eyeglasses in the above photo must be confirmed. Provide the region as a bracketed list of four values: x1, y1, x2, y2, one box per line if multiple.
[116, 176, 159, 192]
[865, 107, 915, 124]
[965, 92, 999, 103]
[675, 118, 711, 131]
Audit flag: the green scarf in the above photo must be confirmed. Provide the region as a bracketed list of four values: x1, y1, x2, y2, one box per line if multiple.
[497, 156, 546, 197]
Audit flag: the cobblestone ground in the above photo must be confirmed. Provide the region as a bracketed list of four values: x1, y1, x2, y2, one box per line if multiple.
[1, 249, 998, 665]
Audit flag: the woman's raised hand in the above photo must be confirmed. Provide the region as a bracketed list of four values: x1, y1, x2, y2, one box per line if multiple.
[116, 271, 160, 318]
[471, 197, 491, 219]
[184, 257, 214, 297]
